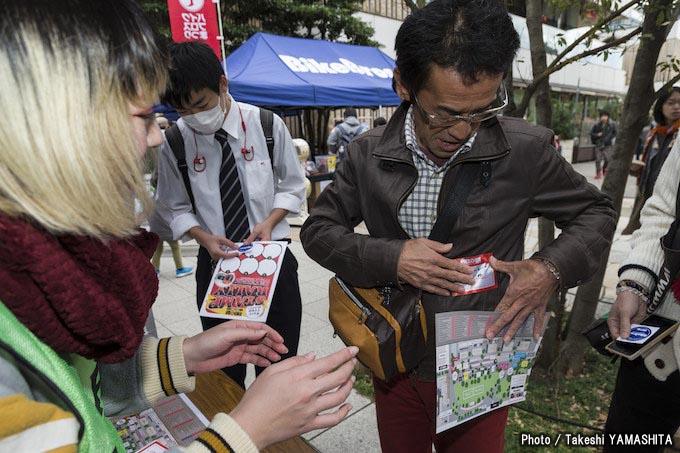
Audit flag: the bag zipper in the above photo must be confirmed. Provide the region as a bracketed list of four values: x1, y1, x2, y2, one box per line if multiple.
[336, 278, 372, 323]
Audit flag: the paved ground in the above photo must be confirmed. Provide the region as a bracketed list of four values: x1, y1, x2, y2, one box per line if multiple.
[150, 155, 638, 453]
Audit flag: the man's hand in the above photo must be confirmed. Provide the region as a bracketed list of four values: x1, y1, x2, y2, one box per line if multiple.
[183, 321, 288, 374]
[243, 220, 275, 244]
[608, 291, 647, 339]
[243, 208, 288, 244]
[189, 226, 238, 261]
[397, 238, 474, 296]
[230, 347, 358, 450]
[485, 257, 558, 342]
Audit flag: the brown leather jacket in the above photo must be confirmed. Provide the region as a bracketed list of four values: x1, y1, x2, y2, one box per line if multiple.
[301, 104, 616, 379]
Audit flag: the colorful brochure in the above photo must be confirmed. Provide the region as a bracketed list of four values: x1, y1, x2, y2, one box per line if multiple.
[112, 394, 208, 451]
[435, 311, 549, 433]
[199, 241, 288, 322]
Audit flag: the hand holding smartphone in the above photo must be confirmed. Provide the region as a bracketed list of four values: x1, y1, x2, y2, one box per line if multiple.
[606, 315, 679, 360]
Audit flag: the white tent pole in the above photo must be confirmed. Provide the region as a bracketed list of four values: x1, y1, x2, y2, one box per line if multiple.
[213, 0, 227, 74]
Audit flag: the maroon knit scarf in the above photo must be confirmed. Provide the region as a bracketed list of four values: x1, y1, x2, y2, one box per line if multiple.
[0, 215, 159, 363]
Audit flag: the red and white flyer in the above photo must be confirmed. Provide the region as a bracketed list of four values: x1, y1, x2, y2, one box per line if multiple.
[453, 252, 497, 297]
[199, 241, 287, 322]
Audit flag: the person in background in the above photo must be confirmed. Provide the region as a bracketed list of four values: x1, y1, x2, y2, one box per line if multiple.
[623, 87, 680, 235]
[606, 139, 680, 452]
[155, 42, 306, 389]
[301, 1, 616, 451]
[553, 134, 562, 155]
[327, 107, 368, 153]
[590, 110, 617, 179]
[0, 1, 357, 450]
[373, 116, 387, 128]
[636, 120, 654, 161]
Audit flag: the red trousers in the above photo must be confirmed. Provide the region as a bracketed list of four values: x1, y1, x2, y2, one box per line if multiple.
[373, 373, 508, 453]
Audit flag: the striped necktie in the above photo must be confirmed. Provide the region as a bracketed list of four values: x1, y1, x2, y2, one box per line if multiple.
[214, 130, 250, 241]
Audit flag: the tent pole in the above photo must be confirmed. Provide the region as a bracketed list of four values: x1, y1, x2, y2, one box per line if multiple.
[213, 0, 228, 74]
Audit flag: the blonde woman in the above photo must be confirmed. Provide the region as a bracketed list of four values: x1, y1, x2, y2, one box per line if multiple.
[0, 1, 356, 451]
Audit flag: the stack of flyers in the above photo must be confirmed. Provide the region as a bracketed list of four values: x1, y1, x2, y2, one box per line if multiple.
[199, 241, 288, 322]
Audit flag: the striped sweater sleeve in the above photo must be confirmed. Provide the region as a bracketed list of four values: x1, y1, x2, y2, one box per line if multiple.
[0, 394, 78, 452]
[141, 337, 259, 453]
[620, 140, 680, 321]
[140, 336, 195, 403]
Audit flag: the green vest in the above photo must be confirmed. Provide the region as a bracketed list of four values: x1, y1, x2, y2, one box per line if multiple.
[0, 302, 124, 452]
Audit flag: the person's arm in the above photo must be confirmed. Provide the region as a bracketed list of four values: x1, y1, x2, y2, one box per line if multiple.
[590, 124, 599, 144]
[487, 135, 617, 340]
[155, 137, 201, 241]
[301, 142, 406, 288]
[0, 351, 80, 450]
[528, 138, 617, 287]
[150, 326, 357, 452]
[245, 117, 305, 243]
[608, 141, 680, 340]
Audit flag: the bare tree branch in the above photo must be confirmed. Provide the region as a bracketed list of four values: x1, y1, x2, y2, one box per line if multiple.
[547, 0, 643, 70]
[656, 73, 680, 97]
[541, 26, 642, 86]
[515, 26, 642, 116]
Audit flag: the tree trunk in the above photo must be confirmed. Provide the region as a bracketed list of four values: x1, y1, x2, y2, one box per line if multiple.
[502, 0, 518, 117]
[524, 0, 563, 370]
[558, 0, 676, 374]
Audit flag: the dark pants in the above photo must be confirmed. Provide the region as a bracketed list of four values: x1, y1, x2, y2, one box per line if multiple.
[604, 358, 680, 452]
[373, 373, 508, 453]
[595, 145, 612, 174]
[196, 246, 302, 388]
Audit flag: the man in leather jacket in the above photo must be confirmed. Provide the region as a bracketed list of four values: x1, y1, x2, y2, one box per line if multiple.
[301, 1, 617, 451]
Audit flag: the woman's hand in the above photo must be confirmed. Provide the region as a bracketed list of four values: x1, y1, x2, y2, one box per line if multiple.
[230, 346, 359, 450]
[608, 290, 648, 339]
[183, 321, 288, 375]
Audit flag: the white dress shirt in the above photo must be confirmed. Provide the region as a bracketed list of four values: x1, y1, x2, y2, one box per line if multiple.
[155, 96, 305, 241]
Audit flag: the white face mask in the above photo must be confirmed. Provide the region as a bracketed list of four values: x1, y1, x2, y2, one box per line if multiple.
[182, 93, 228, 135]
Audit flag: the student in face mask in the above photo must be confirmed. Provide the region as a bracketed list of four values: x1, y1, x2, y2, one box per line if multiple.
[154, 42, 306, 389]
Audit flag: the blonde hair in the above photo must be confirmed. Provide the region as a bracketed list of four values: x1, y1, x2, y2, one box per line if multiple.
[0, 1, 167, 238]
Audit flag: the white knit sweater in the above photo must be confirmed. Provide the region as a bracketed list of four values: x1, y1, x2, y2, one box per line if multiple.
[619, 139, 680, 380]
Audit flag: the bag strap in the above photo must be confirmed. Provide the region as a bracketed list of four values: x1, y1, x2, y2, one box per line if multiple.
[259, 107, 275, 164]
[647, 180, 680, 313]
[165, 124, 196, 213]
[428, 161, 485, 242]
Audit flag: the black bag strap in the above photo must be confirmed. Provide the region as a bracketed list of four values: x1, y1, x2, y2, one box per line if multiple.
[259, 108, 275, 164]
[165, 124, 197, 213]
[428, 161, 485, 242]
[647, 180, 680, 314]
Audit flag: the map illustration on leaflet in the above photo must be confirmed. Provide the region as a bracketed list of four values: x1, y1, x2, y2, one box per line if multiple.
[434, 311, 548, 433]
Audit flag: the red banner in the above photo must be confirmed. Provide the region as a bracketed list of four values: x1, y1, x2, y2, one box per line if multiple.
[167, 0, 221, 60]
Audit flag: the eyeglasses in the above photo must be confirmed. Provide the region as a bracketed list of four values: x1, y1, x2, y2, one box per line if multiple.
[412, 83, 508, 128]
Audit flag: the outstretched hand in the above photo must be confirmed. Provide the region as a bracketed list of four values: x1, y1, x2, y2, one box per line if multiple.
[485, 257, 557, 342]
[183, 321, 288, 375]
[230, 346, 358, 450]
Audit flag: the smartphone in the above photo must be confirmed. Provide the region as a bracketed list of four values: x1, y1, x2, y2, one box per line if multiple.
[606, 314, 679, 360]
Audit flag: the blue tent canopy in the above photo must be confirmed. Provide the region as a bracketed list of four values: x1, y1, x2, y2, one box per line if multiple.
[226, 33, 401, 108]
